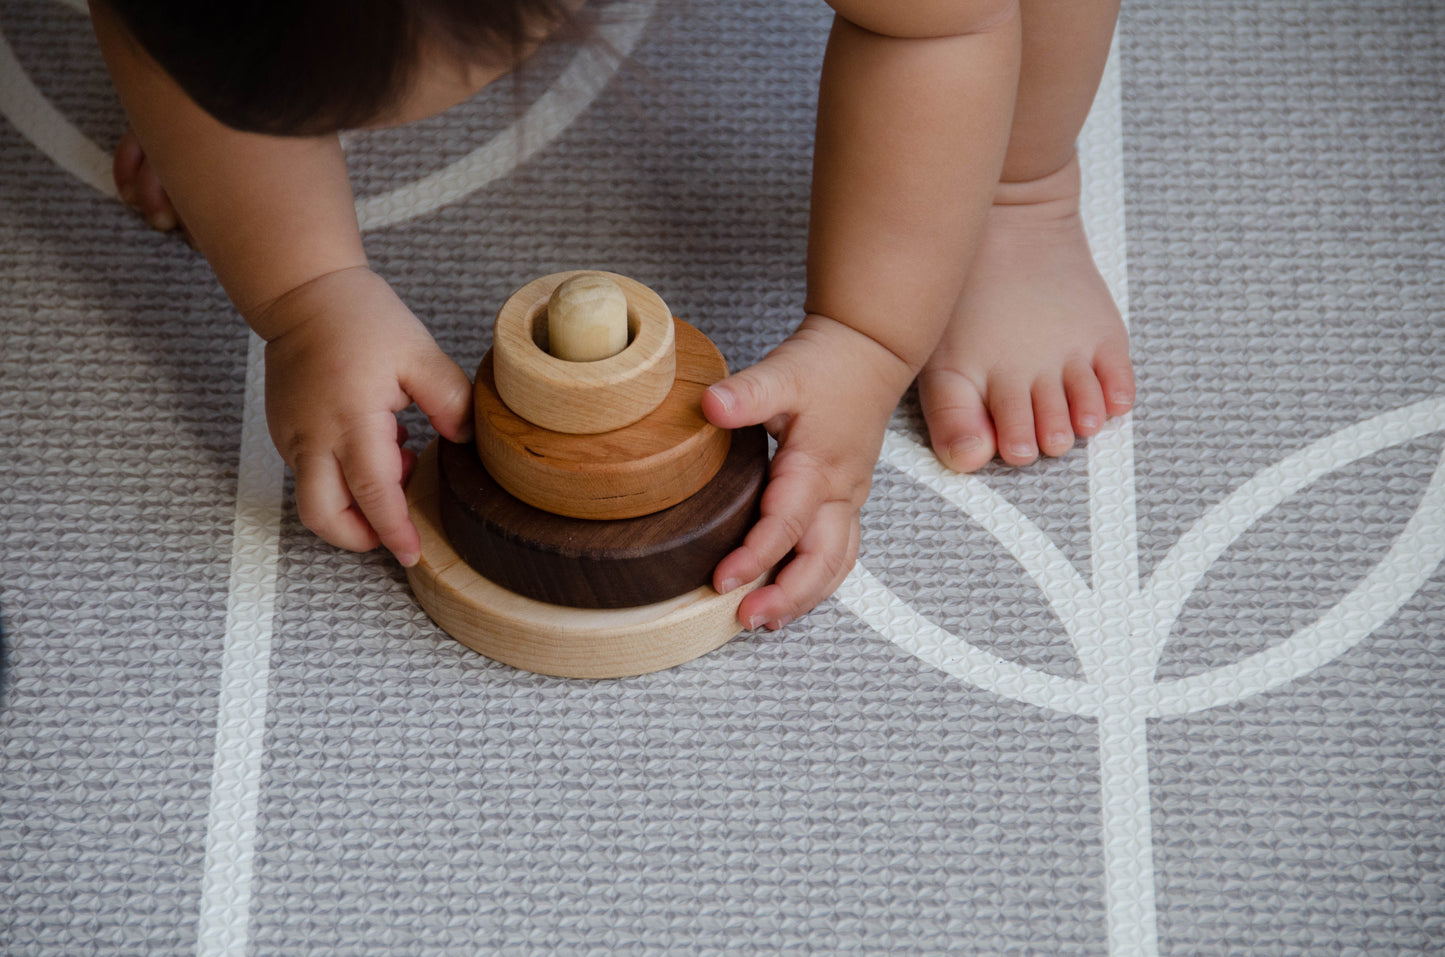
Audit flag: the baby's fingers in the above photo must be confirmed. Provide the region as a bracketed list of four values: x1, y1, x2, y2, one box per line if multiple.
[338, 427, 421, 566]
[704, 357, 798, 434]
[736, 501, 860, 630]
[114, 128, 181, 233]
[293, 452, 382, 554]
[402, 349, 475, 444]
[713, 454, 830, 595]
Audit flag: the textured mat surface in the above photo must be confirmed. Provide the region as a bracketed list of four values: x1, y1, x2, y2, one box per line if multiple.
[2, 1, 1443, 954]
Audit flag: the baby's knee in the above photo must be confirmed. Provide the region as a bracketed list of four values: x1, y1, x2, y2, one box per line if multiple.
[824, 0, 1018, 39]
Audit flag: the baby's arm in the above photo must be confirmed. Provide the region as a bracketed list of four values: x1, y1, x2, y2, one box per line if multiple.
[704, 3, 1021, 628]
[91, 3, 473, 565]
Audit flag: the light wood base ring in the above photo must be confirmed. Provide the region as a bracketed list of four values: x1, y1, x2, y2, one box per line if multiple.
[405, 443, 764, 679]
[491, 271, 675, 435]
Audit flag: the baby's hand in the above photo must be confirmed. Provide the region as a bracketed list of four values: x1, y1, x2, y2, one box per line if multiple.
[257, 267, 473, 566]
[702, 315, 916, 630]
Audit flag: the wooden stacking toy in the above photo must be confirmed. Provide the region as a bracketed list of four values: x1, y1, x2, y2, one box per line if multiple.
[404, 271, 770, 678]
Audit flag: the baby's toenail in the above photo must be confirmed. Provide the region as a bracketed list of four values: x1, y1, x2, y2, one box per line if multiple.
[1079, 414, 1100, 431]
[1009, 443, 1036, 458]
[947, 438, 981, 463]
[1048, 433, 1071, 449]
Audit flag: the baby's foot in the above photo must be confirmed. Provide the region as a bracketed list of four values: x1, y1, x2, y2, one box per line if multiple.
[113, 126, 184, 234]
[918, 154, 1134, 470]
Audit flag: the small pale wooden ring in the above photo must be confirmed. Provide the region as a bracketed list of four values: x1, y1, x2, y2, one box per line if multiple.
[492, 270, 675, 435]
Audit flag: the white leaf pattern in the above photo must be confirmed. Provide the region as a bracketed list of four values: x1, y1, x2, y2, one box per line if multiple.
[4, 7, 1438, 955]
[840, 39, 1445, 957]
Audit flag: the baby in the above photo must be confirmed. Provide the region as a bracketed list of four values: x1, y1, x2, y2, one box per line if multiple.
[92, 0, 1134, 632]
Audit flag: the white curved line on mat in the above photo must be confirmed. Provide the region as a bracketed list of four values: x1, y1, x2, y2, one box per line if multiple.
[879, 430, 1096, 643]
[835, 564, 1100, 718]
[1140, 396, 1445, 669]
[3, 0, 656, 232]
[353, 2, 656, 231]
[0, 19, 116, 197]
[1149, 426, 1445, 717]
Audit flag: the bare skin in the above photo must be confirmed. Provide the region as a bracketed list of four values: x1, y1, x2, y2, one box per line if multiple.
[919, 153, 1134, 471]
[922, 0, 1133, 470]
[100, 0, 1135, 633]
[706, 2, 1021, 630]
[93, 1, 520, 566]
[705, 0, 1134, 630]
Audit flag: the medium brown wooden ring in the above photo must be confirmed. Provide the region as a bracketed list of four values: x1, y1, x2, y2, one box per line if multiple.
[474, 319, 731, 520]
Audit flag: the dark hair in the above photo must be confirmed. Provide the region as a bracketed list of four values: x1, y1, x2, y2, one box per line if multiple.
[100, 0, 576, 135]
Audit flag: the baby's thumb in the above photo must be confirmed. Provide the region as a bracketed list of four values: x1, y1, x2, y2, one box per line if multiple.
[403, 350, 474, 443]
[703, 360, 796, 431]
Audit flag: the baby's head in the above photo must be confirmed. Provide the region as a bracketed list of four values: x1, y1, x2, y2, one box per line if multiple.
[99, 0, 577, 135]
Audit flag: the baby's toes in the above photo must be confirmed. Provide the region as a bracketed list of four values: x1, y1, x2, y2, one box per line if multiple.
[1063, 359, 1107, 438]
[1032, 380, 1075, 458]
[1094, 343, 1136, 418]
[987, 382, 1040, 466]
[918, 369, 996, 472]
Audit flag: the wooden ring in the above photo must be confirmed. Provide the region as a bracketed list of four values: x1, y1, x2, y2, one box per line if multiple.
[474, 319, 731, 520]
[406, 442, 766, 679]
[491, 271, 675, 435]
[440, 425, 767, 608]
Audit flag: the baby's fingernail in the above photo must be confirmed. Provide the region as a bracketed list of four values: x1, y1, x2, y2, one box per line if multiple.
[397, 551, 420, 568]
[149, 210, 176, 232]
[718, 577, 741, 594]
[746, 614, 763, 630]
[766, 617, 792, 631]
[707, 384, 736, 415]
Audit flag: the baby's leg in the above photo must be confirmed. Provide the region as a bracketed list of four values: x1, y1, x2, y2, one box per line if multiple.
[918, 0, 1134, 470]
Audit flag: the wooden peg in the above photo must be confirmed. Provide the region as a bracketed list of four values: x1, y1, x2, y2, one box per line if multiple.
[547, 273, 629, 362]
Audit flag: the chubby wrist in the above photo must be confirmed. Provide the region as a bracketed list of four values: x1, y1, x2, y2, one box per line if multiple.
[795, 313, 920, 399]
[244, 263, 377, 342]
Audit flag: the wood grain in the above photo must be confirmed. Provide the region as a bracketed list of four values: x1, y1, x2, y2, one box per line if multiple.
[491, 270, 675, 434]
[475, 319, 731, 520]
[439, 424, 769, 609]
[405, 443, 767, 679]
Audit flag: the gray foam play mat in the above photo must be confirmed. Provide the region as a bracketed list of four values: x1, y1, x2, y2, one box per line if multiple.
[2, 0, 1442, 953]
